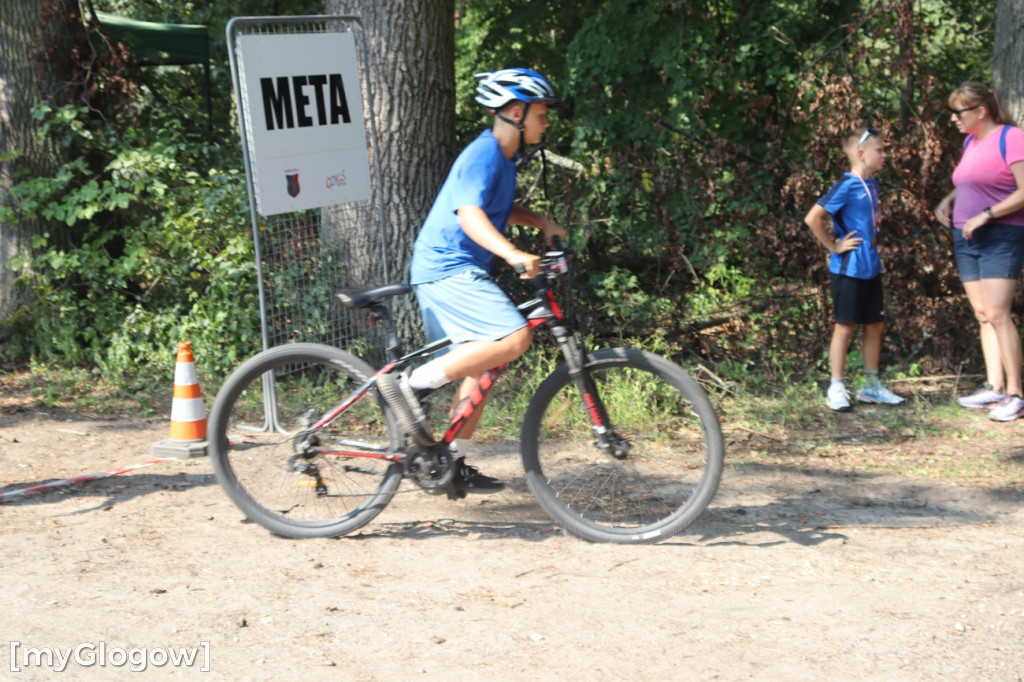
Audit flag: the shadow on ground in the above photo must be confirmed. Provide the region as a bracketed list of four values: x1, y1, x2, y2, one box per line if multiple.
[4, 457, 1022, 549]
[0, 471, 216, 512]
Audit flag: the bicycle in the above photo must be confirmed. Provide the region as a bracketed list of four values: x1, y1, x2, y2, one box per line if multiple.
[208, 243, 724, 544]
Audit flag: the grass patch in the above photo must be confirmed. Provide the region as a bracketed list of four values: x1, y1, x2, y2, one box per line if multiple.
[716, 377, 1024, 488]
[0, 363, 166, 419]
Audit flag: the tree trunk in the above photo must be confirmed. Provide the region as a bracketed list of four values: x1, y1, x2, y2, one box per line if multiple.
[993, 0, 1024, 124]
[0, 1, 58, 337]
[325, 0, 456, 343]
[0, 0, 84, 341]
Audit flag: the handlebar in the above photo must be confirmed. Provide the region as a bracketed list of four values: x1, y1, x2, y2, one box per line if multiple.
[512, 238, 573, 279]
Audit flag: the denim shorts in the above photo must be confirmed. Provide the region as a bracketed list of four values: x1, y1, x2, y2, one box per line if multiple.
[413, 268, 526, 348]
[953, 223, 1024, 282]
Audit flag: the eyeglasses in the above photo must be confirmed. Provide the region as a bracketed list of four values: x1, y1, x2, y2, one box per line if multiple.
[948, 104, 982, 118]
[857, 127, 879, 148]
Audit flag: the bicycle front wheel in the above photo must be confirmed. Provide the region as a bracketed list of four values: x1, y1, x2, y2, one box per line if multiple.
[521, 348, 724, 544]
[209, 343, 403, 539]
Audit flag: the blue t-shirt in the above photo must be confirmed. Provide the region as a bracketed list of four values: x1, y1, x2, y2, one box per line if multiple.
[410, 130, 517, 284]
[816, 172, 883, 279]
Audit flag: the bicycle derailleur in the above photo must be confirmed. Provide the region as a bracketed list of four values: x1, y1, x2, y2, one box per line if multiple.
[286, 408, 328, 496]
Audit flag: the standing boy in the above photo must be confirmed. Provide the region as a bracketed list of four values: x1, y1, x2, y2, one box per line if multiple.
[804, 126, 905, 412]
[377, 68, 566, 493]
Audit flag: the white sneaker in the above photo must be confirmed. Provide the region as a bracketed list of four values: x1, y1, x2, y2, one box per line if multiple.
[826, 383, 851, 412]
[957, 383, 1006, 409]
[988, 394, 1024, 422]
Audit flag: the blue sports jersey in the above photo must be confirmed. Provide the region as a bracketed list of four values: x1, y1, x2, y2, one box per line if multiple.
[816, 172, 883, 279]
[410, 130, 517, 285]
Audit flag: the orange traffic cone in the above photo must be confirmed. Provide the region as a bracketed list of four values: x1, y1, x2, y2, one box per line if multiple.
[152, 342, 208, 457]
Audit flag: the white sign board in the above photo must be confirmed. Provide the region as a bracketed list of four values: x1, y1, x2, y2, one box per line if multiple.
[238, 32, 372, 216]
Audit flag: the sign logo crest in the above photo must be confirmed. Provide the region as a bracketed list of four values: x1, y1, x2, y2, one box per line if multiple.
[285, 171, 300, 198]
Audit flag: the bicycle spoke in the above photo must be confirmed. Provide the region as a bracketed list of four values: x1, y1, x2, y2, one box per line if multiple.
[209, 344, 404, 538]
[522, 349, 723, 543]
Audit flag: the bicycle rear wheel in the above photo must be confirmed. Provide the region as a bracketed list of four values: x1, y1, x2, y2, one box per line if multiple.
[521, 348, 724, 544]
[209, 343, 404, 539]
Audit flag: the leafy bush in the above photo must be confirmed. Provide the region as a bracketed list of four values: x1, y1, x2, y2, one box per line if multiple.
[2, 0, 1003, 397]
[1, 104, 260, 383]
[509, 0, 998, 379]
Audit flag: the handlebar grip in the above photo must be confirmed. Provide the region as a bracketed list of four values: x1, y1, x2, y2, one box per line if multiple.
[513, 263, 527, 275]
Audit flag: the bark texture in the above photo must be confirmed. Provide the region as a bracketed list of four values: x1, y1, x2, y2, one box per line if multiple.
[325, 0, 457, 342]
[0, 0, 64, 335]
[993, 0, 1024, 124]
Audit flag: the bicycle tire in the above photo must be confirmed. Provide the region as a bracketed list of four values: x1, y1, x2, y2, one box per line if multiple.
[520, 347, 724, 544]
[209, 343, 404, 539]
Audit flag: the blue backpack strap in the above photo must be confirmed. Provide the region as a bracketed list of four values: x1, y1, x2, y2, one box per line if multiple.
[963, 127, 1011, 162]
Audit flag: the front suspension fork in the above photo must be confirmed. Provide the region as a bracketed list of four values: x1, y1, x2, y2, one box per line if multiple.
[554, 329, 631, 459]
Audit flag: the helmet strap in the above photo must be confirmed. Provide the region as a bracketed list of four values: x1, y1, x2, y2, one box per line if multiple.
[496, 111, 522, 129]
[496, 101, 531, 159]
[515, 135, 546, 170]
[496, 101, 529, 132]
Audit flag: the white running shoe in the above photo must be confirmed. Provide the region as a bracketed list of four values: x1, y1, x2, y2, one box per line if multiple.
[957, 383, 1006, 409]
[826, 383, 851, 412]
[988, 394, 1024, 422]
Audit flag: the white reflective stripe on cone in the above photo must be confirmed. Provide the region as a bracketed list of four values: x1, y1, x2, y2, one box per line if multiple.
[170, 397, 206, 422]
[174, 362, 200, 386]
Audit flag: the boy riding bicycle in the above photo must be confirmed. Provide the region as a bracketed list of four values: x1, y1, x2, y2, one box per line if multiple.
[376, 68, 567, 494]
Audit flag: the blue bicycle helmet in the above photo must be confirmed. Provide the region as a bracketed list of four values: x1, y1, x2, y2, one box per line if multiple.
[474, 68, 562, 110]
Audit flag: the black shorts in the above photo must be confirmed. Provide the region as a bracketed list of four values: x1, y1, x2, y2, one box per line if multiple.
[830, 273, 885, 325]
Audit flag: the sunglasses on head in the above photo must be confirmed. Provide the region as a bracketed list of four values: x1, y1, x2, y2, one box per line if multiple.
[857, 127, 879, 148]
[948, 104, 982, 118]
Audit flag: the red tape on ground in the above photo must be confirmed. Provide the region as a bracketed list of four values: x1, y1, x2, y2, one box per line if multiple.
[0, 458, 183, 501]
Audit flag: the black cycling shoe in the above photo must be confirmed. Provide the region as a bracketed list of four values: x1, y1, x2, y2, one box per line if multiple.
[451, 458, 505, 495]
[376, 372, 433, 446]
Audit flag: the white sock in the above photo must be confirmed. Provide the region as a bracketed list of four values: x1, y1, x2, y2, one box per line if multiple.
[409, 359, 450, 391]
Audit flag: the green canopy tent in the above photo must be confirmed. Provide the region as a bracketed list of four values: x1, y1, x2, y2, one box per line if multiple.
[90, 10, 212, 132]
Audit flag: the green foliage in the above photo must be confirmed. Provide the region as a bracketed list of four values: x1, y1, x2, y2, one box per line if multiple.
[498, 0, 996, 381]
[588, 266, 675, 328]
[1, 1, 334, 383]
[2, 0, 1004, 394]
[684, 264, 757, 322]
[454, 0, 587, 143]
[94, 0, 324, 131]
[2, 103, 259, 382]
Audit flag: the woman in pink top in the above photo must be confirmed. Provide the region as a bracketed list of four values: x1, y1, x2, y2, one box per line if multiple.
[935, 82, 1024, 421]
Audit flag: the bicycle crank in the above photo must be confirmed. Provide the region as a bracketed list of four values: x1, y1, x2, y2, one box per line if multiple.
[404, 443, 456, 494]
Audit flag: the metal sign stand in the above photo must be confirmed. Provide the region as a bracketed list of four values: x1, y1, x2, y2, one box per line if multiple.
[227, 15, 389, 433]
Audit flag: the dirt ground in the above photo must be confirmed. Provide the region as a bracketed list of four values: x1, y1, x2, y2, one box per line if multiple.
[1, 399, 1023, 681]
